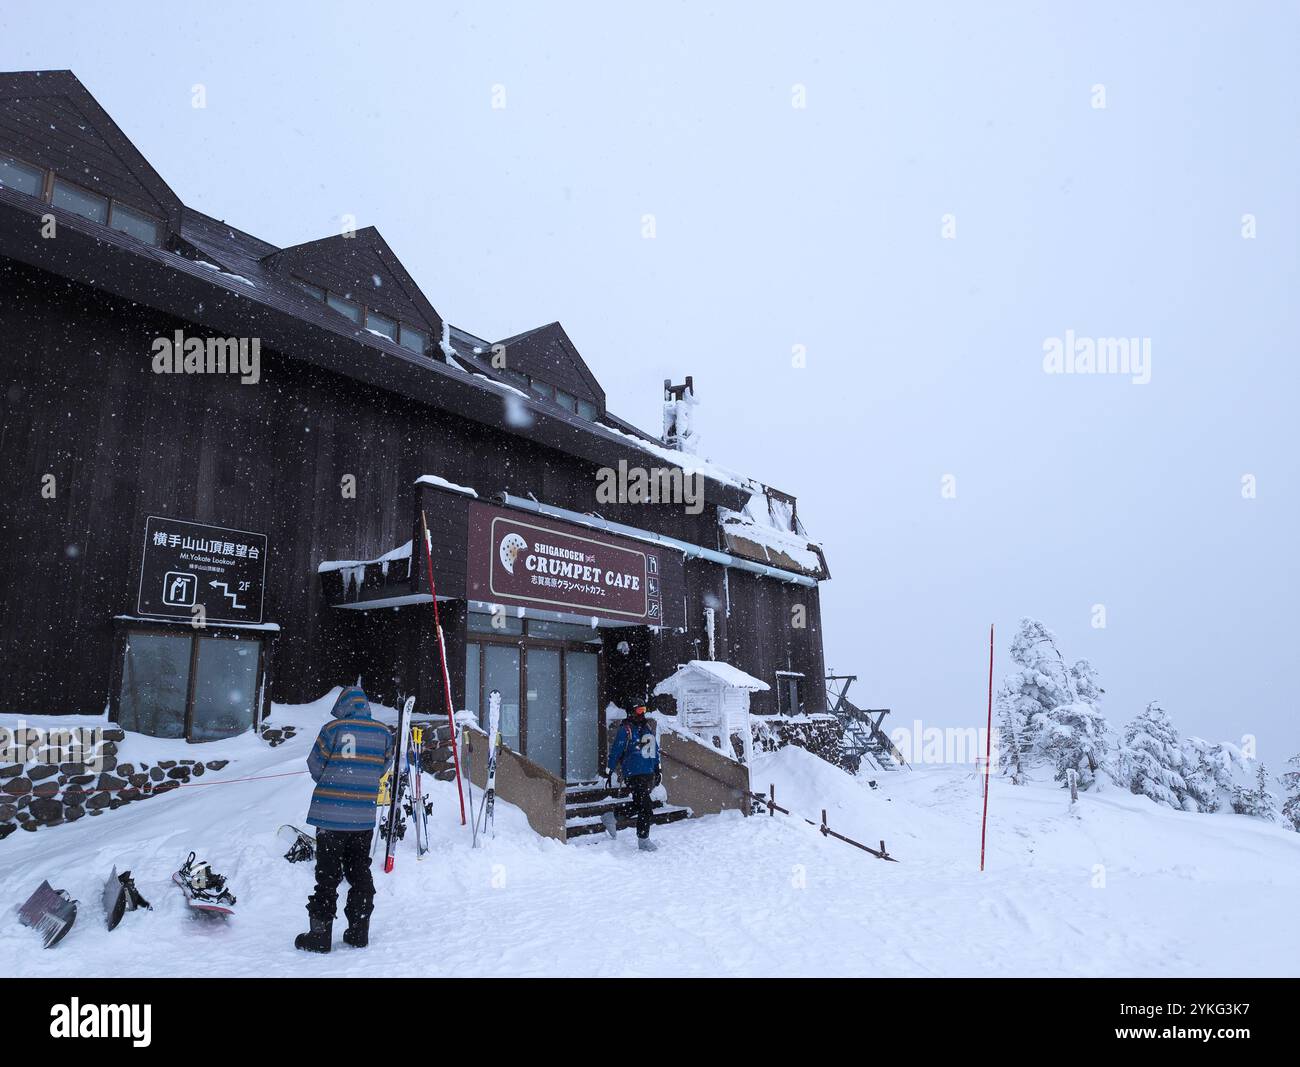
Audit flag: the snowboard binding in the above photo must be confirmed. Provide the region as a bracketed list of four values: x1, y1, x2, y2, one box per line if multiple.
[278, 825, 316, 864]
[174, 851, 237, 910]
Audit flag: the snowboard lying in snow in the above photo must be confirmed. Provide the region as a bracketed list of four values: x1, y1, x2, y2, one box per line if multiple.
[173, 852, 237, 916]
[103, 867, 152, 931]
[18, 880, 78, 948]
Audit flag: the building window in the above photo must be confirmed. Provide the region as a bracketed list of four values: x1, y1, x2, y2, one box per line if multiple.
[326, 292, 361, 323]
[555, 389, 578, 414]
[777, 674, 804, 716]
[2, 159, 163, 245]
[117, 628, 263, 742]
[577, 398, 598, 421]
[399, 324, 427, 355]
[468, 611, 523, 636]
[51, 178, 109, 224]
[529, 378, 553, 402]
[0, 155, 44, 196]
[523, 618, 601, 642]
[366, 309, 397, 340]
[108, 201, 161, 246]
[295, 278, 325, 301]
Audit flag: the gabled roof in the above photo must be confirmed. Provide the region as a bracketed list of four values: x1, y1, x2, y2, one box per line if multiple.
[0, 70, 182, 228]
[495, 321, 605, 411]
[262, 226, 442, 334]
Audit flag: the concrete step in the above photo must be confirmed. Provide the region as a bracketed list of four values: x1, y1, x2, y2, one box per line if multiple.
[565, 804, 690, 838]
[565, 795, 642, 819]
[566, 784, 631, 805]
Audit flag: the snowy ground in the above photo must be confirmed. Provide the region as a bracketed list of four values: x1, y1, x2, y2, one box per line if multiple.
[3, 693, 1297, 977]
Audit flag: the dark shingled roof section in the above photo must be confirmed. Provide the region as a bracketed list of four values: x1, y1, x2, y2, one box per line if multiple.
[0, 68, 788, 514]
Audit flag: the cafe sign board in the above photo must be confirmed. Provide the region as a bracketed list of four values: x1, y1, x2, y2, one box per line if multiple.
[136, 516, 268, 624]
[467, 502, 669, 624]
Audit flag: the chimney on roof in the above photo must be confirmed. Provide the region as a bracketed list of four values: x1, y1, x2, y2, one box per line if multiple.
[662, 376, 699, 454]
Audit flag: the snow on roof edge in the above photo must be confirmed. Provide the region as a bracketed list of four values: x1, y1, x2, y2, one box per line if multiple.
[654, 660, 771, 693]
[414, 475, 478, 497]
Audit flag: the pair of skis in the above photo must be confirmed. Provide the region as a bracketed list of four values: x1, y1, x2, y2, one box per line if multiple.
[472, 690, 502, 845]
[378, 696, 430, 872]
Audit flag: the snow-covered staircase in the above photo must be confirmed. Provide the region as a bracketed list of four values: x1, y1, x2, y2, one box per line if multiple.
[564, 780, 691, 839]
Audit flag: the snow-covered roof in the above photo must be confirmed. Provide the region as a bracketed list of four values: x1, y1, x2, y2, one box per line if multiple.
[317, 540, 413, 574]
[414, 474, 478, 497]
[719, 502, 823, 576]
[654, 660, 771, 694]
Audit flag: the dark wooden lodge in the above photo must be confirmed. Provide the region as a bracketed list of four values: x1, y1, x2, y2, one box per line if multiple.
[0, 71, 830, 804]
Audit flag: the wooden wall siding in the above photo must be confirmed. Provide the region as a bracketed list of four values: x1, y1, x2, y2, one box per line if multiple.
[0, 89, 180, 224]
[0, 195, 751, 514]
[411, 485, 469, 599]
[0, 257, 829, 722]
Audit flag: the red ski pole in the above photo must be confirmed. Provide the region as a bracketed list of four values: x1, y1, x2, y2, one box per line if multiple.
[421, 510, 467, 825]
[979, 623, 994, 871]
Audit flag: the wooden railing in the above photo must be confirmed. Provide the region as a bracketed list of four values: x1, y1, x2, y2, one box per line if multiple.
[749, 782, 898, 862]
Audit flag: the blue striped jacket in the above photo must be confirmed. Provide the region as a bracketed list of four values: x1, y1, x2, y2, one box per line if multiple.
[305, 687, 395, 832]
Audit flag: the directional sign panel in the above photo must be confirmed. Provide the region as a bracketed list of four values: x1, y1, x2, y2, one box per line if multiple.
[136, 516, 267, 624]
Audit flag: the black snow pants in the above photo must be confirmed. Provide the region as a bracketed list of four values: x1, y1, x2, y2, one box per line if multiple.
[307, 828, 374, 925]
[625, 773, 655, 839]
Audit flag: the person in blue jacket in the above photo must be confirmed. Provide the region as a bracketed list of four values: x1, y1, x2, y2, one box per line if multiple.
[604, 704, 661, 851]
[295, 686, 395, 953]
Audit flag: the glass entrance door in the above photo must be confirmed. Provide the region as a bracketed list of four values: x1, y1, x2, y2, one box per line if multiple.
[565, 651, 599, 781]
[466, 615, 604, 782]
[483, 644, 521, 753]
[524, 648, 562, 778]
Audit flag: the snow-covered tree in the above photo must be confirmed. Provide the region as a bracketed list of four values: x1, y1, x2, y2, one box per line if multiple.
[1181, 737, 1250, 814]
[1282, 754, 1300, 833]
[1033, 701, 1114, 790]
[1231, 763, 1278, 821]
[1120, 702, 1192, 810]
[1007, 619, 1078, 709]
[995, 619, 1078, 782]
[1070, 659, 1103, 704]
[995, 694, 1028, 784]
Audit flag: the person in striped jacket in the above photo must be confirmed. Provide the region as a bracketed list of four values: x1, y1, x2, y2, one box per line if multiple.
[295, 686, 394, 953]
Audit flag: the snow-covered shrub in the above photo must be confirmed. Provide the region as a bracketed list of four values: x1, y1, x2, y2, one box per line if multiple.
[1120, 702, 1193, 811]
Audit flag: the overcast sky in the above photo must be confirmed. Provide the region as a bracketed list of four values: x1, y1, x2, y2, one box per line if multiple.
[4, 2, 1296, 761]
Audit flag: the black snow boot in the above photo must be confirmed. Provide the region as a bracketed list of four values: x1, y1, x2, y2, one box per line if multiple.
[294, 915, 332, 953]
[342, 897, 371, 948]
[343, 915, 370, 948]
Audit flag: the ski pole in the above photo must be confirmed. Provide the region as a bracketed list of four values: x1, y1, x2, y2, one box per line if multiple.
[421, 510, 467, 825]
